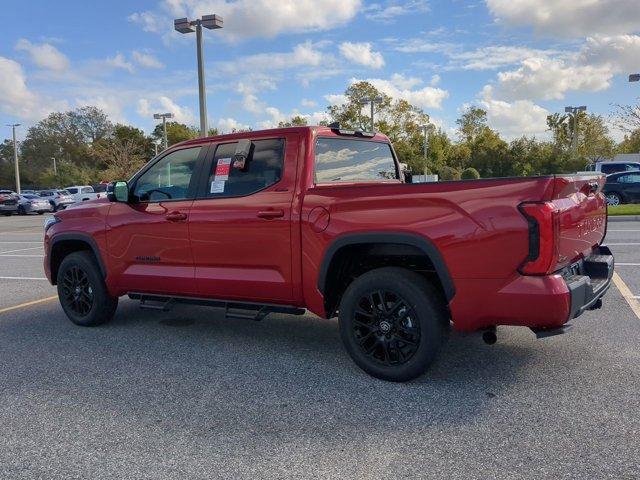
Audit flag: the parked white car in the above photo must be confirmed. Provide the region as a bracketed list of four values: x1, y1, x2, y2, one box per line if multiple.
[64, 185, 103, 202]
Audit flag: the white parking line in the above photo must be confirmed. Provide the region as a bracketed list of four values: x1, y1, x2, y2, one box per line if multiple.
[0, 241, 41, 244]
[0, 254, 44, 257]
[0, 246, 42, 254]
[0, 276, 48, 280]
[616, 263, 640, 266]
[608, 230, 640, 232]
[613, 273, 640, 320]
[607, 243, 640, 246]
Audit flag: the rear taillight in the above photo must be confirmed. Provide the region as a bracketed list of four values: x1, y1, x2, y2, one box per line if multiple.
[518, 201, 559, 275]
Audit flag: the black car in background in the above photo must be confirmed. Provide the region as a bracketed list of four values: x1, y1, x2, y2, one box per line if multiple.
[603, 170, 640, 206]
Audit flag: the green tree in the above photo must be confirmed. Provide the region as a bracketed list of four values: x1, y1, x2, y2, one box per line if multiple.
[438, 165, 461, 181]
[617, 129, 640, 154]
[152, 122, 198, 147]
[461, 167, 480, 179]
[278, 116, 308, 127]
[456, 107, 487, 143]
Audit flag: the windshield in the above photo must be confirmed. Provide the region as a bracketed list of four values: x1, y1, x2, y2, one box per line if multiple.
[314, 138, 398, 183]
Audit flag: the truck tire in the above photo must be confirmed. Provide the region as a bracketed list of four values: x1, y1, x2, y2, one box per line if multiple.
[57, 251, 118, 327]
[338, 267, 447, 382]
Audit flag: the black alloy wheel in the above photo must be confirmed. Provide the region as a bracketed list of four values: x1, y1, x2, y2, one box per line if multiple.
[60, 265, 94, 317]
[352, 289, 420, 366]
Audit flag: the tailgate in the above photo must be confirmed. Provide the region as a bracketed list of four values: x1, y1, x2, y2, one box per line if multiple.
[549, 174, 607, 271]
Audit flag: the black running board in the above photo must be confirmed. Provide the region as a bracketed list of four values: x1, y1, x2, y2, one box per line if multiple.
[128, 292, 305, 321]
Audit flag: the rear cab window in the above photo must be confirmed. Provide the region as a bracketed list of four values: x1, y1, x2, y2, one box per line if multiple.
[314, 137, 398, 184]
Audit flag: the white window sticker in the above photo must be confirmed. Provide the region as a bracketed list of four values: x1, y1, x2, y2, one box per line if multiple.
[214, 157, 232, 181]
[210, 180, 226, 194]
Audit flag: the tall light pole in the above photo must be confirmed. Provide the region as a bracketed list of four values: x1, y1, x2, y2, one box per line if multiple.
[565, 106, 587, 154]
[51, 157, 57, 175]
[153, 112, 174, 150]
[174, 14, 224, 137]
[6, 124, 21, 194]
[420, 124, 429, 172]
[360, 96, 383, 132]
[629, 74, 640, 82]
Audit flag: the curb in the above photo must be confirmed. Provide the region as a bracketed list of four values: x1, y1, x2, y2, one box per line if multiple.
[608, 215, 640, 222]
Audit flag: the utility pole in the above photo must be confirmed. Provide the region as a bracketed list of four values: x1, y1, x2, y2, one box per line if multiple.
[565, 106, 587, 154]
[51, 157, 57, 176]
[360, 97, 383, 132]
[7, 124, 21, 193]
[153, 113, 174, 150]
[174, 14, 224, 137]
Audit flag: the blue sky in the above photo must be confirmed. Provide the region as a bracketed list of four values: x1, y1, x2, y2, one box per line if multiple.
[1, 0, 639, 141]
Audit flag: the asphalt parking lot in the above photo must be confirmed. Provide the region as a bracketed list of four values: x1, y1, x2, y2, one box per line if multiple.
[1, 214, 639, 479]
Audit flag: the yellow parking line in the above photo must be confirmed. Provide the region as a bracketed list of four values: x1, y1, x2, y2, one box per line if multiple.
[613, 272, 640, 320]
[0, 295, 58, 315]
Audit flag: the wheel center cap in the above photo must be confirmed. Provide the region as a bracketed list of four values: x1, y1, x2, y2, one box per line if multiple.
[379, 320, 391, 333]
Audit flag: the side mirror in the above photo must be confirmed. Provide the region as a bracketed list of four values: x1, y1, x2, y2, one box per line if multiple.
[232, 139, 253, 171]
[107, 181, 129, 202]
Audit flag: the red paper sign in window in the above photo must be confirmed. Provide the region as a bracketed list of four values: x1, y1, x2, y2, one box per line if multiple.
[215, 158, 231, 180]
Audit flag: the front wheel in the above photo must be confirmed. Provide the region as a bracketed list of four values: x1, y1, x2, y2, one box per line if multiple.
[17, 206, 26, 215]
[338, 267, 447, 382]
[606, 192, 622, 206]
[57, 251, 118, 326]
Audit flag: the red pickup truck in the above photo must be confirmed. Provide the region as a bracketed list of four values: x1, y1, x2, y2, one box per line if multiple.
[44, 126, 613, 381]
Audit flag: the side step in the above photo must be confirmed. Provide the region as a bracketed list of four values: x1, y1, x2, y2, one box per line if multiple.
[129, 292, 305, 321]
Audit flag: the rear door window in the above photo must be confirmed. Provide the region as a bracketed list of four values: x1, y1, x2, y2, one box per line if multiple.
[314, 138, 397, 183]
[202, 138, 284, 198]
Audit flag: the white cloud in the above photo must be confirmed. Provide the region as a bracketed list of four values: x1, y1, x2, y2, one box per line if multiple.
[366, 0, 429, 22]
[217, 117, 250, 132]
[104, 53, 135, 73]
[137, 96, 196, 124]
[479, 86, 550, 139]
[430, 74, 441, 86]
[15, 39, 70, 72]
[301, 99, 317, 108]
[339, 42, 385, 69]
[489, 35, 640, 101]
[155, 0, 362, 41]
[448, 45, 561, 70]
[75, 95, 127, 124]
[219, 41, 324, 75]
[324, 94, 348, 107]
[494, 57, 612, 101]
[0, 56, 67, 121]
[486, 0, 640, 37]
[128, 11, 164, 33]
[360, 74, 449, 109]
[132, 51, 164, 69]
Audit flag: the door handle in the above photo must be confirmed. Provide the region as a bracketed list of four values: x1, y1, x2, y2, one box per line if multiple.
[257, 209, 284, 219]
[166, 211, 188, 222]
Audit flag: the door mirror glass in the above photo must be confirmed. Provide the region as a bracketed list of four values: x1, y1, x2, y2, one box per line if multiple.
[232, 139, 253, 171]
[107, 181, 129, 202]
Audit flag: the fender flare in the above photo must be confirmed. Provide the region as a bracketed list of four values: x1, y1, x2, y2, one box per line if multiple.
[317, 232, 455, 301]
[49, 233, 107, 281]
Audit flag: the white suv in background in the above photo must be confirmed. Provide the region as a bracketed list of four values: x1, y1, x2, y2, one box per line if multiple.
[64, 185, 102, 202]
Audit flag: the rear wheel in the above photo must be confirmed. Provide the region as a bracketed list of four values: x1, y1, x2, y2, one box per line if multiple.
[17, 205, 26, 215]
[57, 251, 118, 326]
[338, 267, 447, 382]
[606, 192, 622, 206]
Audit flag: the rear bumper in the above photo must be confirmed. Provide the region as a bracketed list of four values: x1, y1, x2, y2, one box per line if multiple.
[449, 246, 614, 332]
[565, 245, 614, 320]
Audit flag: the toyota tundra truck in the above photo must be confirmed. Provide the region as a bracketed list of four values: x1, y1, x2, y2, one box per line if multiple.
[43, 126, 613, 381]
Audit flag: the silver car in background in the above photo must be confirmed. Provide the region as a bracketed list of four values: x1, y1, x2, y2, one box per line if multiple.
[38, 190, 75, 211]
[18, 194, 53, 215]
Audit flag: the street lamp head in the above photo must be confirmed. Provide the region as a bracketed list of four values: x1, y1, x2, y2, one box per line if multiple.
[578, 106, 587, 112]
[629, 74, 640, 82]
[564, 107, 573, 113]
[201, 14, 223, 29]
[174, 18, 195, 34]
[153, 113, 175, 120]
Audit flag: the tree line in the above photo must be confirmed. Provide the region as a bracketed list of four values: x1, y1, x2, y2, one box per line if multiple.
[1, 83, 639, 189]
